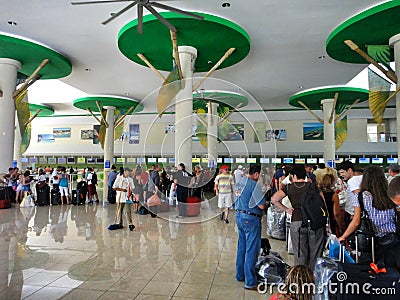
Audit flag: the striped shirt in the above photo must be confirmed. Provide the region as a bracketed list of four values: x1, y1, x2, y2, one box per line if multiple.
[353, 191, 395, 237]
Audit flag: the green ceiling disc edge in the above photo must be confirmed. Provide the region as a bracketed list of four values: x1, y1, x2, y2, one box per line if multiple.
[193, 91, 248, 111]
[118, 12, 250, 72]
[0, 32, 72, 79]
[73, 95, 143, 113]
[289, 86, 369, 110]
[29, 103, 54, 116]
[326, 1, 400, 63]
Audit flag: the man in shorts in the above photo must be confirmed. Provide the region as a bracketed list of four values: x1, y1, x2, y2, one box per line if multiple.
[215, 165, 234, 224]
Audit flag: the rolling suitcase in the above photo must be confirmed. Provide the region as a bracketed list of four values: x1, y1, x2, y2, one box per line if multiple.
[186, 196, 200, 217]
[107, 188, 116, 204]
[72, 190, 78, 206]
[51, 188, 61, 205]
[36, 186, 50, 206]
[0, 186, 11, 209]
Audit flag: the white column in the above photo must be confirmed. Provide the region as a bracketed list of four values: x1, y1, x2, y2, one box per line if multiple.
[103, 106, 115, 201]
[389, 34, 400, 160]
[175, 46, 197, 169]
[0, 58, 21, 173]
[207, 102, 219, 166]
[13, 111, 22, 168]
[321, 99, 335, 165]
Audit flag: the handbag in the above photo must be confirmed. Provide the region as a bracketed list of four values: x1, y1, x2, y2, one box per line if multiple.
[348, 192, 375, 252]
[147, 193, 161, 207]
[338, 190, 347, 206]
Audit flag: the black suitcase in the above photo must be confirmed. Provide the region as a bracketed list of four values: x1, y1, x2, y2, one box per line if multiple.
[107, 189, 116, 204]
[51, 188, 61, 205]
[72, 190, 78, 206]
[36, 186, 50, 206]
[0, 186, 11, 209]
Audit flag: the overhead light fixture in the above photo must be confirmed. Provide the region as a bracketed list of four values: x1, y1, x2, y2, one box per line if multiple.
[222, 2, 231, 8]
[7, 21, 17, 26]
[318, 55, 326, 60]
[298, 86, 304, 89]
[85, 68, 91, 71]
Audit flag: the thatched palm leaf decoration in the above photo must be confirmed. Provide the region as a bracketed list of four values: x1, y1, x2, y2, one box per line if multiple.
[114, 109, 124, 141]
[15, 90, 31, 154]
[157, 64, 182, 117]
[99, 108, 107, 149]
[195, 108, 207, 148]
[368, 68, 391, 125]
[335, 104, 347, 150]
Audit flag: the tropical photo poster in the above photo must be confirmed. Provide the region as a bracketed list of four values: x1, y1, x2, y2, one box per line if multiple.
[93, 125, 100, 144]
[266, 129, 287, 141]
[254, 122, 266, 143]
[38, 134, 55, 143]
[303, 122, 324, 140]
[81, 129, 93, 140]
[219, 123, 244, 141]
[129, 124, 140, 144]
[53, 127, 71, 138]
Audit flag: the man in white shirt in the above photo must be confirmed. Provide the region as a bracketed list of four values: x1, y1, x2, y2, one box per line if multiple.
[111, 168, 135, 231]
[52, 166, 61, 190]
[233, 165, 244, 183]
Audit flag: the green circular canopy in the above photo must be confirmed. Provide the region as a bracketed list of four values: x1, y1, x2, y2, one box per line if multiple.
[289, 86, 369, 110]
[193, 91, 248, 112]
[326, 2, 400, 63]
[29, 103, 54, 116]
[118, 12, 250, 72]
[0, 32, 72, 79]
[73, 96, 143, 113]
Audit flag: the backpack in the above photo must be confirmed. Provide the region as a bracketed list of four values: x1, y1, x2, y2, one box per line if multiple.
[91, 172, 98, 185]
[301, 183, 328, 231]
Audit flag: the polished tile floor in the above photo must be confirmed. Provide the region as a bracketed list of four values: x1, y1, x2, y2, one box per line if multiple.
[0, 197, 291, 300]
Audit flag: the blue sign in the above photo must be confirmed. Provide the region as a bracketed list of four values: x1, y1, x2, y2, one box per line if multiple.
[13, 160, 17, 168]
[327, 160, 335, 168]
[104, 160, 111, 169]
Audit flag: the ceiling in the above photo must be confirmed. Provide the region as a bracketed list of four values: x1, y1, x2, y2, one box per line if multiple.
[0, 0, 388, 114]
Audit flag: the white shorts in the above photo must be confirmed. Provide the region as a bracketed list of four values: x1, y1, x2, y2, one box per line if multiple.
[60, 186, 69, 196]
[218, 193, 232, 208]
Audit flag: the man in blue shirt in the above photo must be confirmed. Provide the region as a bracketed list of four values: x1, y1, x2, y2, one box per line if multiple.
[234, 164, 266, 290]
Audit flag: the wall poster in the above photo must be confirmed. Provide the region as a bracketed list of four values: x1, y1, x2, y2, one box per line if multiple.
[129, 124, 140, 144]
[303, 122, 324, 140]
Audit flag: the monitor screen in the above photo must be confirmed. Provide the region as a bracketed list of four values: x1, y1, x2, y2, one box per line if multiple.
[260, 158, 270, 164]
[201, 158, 209, 163]
[87, 158, 96, 164]
[96, 158, 104, 164]
[127, 157, 136, 163]
[39, 157, 48, 164]
[148, 157, 157, 163]
[359, 158, 370, 164]
[67, 157, 75, 164]
[158, 157, 167, 163]
[21, 157, 29, 163]
[387, 158, 398, 164]
[295, 158, 305, 164]
[335, 158, 344, 163]
[224, 158, 233, 163]
[372, 157, 383, 164]
[236, 158, 246, 163]
[217, 158, 223, 163]
[192, 157, 200, 163]
[169, 158, 175, 164]
[48, 157, 56, 164]
[116, 157, 125, 163]
[271, 158, 282, 164]
[30, 157, 38, 163]
[137, 157, 146, 164]
[283, 158, 294, 164]
[306, 158, 317, 164]
[77, 157, 86, 164]
[319, 158, 325, 164]
[58, 157, 66, 164]
[247, 158, 257, 163]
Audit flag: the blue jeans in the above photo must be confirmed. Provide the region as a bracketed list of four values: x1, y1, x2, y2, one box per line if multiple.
[235, 211, 261, 288]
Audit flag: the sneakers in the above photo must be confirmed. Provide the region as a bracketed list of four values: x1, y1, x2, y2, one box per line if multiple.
[95, 200, 99, 204]
[129, 224, 135, 231]
[224, 219, 229, 224]
[88, 200, 93, 205]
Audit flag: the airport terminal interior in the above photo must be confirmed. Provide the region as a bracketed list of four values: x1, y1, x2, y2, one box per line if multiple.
[1, 0, 400, 299]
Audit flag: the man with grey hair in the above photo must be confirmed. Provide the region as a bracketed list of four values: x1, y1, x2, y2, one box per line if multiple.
[387, 164, 400, 184]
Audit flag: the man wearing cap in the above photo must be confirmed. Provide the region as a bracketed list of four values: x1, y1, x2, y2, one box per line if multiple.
[215, 165, 234, 223]
[387, 164, 400, 184]
[111, 168, 135, 231]
[338, 160, 362, 227]
[233, 165, 244, 183]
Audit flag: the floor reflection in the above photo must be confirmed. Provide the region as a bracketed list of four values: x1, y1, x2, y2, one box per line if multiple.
[0, 200, 289, 299]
